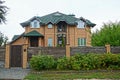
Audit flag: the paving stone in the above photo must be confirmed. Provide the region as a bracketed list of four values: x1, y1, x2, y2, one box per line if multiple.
[0, 68, 30, 79]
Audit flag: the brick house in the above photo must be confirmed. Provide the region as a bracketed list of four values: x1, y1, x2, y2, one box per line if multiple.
[11, 12, 96, 47]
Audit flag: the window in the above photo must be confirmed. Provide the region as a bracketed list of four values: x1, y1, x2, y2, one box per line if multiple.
[48, 38, 52, 47]
[31, 20, 40, 28]
[57, 21, 67, 32]
[77, 20, 85, 28]
[48, 24, 52, 28]
[78, 38, 86, 46]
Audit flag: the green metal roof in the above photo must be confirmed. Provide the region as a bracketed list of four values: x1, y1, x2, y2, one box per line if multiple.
[20, 12, 96, 27]
[24, 30, 44, 37]
[10, 33, 24, 44]
[12, 35, 20, 41]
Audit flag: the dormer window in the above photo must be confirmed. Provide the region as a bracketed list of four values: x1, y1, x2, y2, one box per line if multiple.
[48, 23, 52, 28]
[77, 20, 85, 28]
[31, 20, 40, 28]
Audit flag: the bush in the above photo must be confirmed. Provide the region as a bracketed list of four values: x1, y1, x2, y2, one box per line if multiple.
[30, 53, 120, 70]
[70, 54, 83, 70]
[57, 57, 71, 70]
[70, 53, 120, 70]
[30, 55, 55, 70]
[100, 53, 120, 69]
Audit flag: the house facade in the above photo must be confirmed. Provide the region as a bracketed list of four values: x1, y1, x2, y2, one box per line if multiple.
[11, 12, 96, 47]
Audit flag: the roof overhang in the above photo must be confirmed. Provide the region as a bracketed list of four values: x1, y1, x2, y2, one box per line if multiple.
[24, 30, 44, 37]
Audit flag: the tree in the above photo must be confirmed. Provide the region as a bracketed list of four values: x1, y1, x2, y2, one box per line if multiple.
[0, 0, 8, 46]
[0, 32, 8, 46]
[92, 22, 120, 46]
[0, 0, 8, 24]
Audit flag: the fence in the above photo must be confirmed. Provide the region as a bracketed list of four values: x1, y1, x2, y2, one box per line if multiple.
[27, 45, 120, 60]
[0, 47, 5, 61]
[70, 46, 106, 55]
[28, 47, 66, 60]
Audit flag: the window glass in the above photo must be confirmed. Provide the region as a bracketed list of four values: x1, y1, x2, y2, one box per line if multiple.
[77, 20, 85, 28]
[31, 20, 40, 28]
[78, 38, 86, 46]
[48, 24, 52, 28]
[48, 38, 52, 47]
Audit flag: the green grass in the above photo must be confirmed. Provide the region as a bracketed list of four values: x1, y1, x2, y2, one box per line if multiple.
[24, 70, 120, 80]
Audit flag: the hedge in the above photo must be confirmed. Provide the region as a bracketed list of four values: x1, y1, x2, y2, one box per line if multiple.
[30, 53, 120, 70]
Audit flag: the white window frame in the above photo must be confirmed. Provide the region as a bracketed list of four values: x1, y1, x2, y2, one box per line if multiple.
[48, 38, 53, 47]
[77, 20, 85, 28]
[48, 23, 52, 28]
[78, 38, 86, 46]
[31, 20, 40, 28]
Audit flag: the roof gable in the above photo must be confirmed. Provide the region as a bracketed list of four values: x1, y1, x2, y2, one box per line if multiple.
[20, 12, 96, 27]
[24, 30, 44, 37]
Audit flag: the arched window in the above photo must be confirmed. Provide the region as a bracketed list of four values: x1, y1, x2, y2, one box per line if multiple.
[48, 23, 52, 28]
[31, 20, 40, 28]
[77, 20, 85, 28]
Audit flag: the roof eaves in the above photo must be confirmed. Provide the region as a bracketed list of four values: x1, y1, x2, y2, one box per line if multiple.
[10, 33, 24, 44]
[24, 30, 44, 37]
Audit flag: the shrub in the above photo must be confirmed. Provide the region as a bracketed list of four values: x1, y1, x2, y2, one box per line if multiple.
[30, 55, 55, 70]
[70, 53, 120, 70]
[100, 53, 120, 69]
[57, 57, 71, 70]
[80, 54, 101, 70]
[70, 54, 84, 70]
[30, 53, 120, 71]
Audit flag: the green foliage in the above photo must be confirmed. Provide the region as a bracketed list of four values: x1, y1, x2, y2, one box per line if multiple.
[0, 0, 8, 24]
[70, 54, 102, 70]
[100, 53, 120, 69]
[30, 53, 120, 70]
[30, 55, 55, 70]
[70, 54, 83, 70]
[0, 32, 8, 46]
[57, 57, 71, 70]
[92, 22, 120, 46]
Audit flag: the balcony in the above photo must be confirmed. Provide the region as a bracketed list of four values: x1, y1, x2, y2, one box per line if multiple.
[57, 21, 67, 32]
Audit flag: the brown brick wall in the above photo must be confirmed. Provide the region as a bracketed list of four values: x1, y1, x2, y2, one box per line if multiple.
[11, 24, 92, 47]
[11, 36, 24, 45]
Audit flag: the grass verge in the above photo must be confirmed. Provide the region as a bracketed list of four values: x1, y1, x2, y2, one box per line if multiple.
[24, 70, 120, 80]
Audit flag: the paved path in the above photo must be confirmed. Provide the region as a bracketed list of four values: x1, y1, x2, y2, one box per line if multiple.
[0, 67, 30, 80]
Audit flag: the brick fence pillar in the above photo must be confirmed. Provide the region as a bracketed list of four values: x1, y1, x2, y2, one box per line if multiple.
[22, 44, 28, 69]
[5, 44, 10, 68]
[66, 44, 70, 57]
[105, 44, 111, 53]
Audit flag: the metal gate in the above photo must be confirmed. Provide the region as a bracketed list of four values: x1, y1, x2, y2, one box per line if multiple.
[10, 45, 22, 67]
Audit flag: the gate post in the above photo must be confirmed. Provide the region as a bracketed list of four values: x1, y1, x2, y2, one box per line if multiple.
[22, 44, 28, 69]
[105, 44, 111, 53]
[5, 44, 10, 68]
[66, 44, 70, 57]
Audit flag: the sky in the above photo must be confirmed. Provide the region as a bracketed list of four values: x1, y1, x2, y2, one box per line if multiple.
[1, 0, 120, 41]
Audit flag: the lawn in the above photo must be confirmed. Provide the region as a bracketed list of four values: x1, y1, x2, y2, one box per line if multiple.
[24, 70, 120, 80]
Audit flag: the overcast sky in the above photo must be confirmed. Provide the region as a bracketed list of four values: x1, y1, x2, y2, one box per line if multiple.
[1, 0, 120, 41]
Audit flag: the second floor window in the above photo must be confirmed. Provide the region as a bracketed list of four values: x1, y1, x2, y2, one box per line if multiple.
[48, 24, 52, 28]
[57, 22, 67, 32]
[31, 20, 40, 28]
[77, 20, 85, 28]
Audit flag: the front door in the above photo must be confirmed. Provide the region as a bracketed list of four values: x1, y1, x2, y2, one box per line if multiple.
[57, 34, 66, 47]
[10, 45, 22, 67]
[30, 37, 39, 47]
